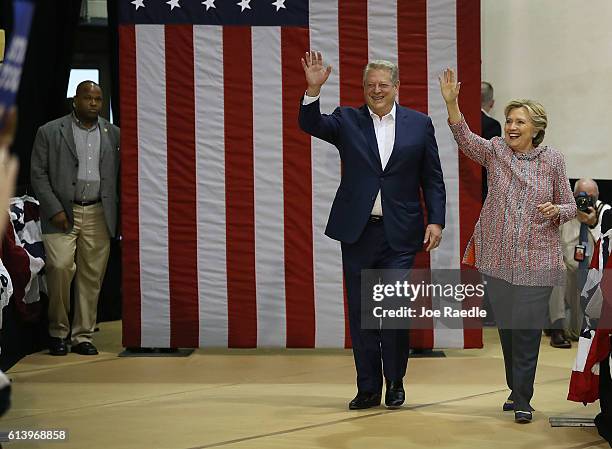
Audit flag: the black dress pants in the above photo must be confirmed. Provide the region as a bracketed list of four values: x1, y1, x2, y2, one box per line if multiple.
[595, 340, 612, 446]
[342, 220, 415, 393]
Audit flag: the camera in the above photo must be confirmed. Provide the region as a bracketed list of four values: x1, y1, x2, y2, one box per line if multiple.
[575, 191, 595, 212]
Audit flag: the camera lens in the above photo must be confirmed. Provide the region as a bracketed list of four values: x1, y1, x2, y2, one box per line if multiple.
[575, 193, 593, 212]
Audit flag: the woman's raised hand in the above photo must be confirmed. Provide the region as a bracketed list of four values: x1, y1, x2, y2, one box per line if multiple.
[439, 68, 461, 104]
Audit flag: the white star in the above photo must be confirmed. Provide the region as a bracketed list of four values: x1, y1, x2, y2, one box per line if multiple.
[166, 0, 181, 11]
[202, 0, 216, 10]
[271, 0, 286, 11]
[237, 0, 251, 12]
[131, 0, 145, 10]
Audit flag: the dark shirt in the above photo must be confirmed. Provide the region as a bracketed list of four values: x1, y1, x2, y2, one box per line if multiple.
[480, 110, 502, 201]
[481, 110, 502, 140]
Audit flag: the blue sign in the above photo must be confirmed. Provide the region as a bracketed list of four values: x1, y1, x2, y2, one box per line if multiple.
[0, 0, 35, 127]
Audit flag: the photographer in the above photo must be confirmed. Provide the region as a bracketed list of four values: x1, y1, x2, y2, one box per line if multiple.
[548, 179, 611, 348]
[440, 69, 576, 423]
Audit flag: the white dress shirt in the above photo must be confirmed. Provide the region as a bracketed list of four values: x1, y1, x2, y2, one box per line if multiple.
[302, 93, 396, 216]
[368, 104, 396, 215]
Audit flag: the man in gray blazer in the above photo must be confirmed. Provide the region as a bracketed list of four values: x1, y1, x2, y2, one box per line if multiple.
[31, 81, 119, 356]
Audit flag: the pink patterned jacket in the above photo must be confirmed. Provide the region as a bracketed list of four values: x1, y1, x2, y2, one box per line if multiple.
[449, 118, 576, 286]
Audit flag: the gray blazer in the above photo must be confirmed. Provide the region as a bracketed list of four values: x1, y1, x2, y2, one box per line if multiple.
[30, 114, 120, 237]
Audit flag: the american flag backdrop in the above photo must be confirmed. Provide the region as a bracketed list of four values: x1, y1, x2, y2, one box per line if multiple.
[118, 0, 483, 349]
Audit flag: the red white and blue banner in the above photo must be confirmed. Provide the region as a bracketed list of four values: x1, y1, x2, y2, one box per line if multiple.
[1, 196, 45, 328]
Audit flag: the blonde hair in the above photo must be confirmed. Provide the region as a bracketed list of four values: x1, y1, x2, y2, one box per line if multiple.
[504, 99, 547, 147]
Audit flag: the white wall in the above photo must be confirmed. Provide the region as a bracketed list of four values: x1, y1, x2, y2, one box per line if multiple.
[481, 0, 612, 179]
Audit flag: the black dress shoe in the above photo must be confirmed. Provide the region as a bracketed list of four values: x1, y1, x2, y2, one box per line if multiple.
[49, 337, 68, 356]
[385, 380, 405, 408]
[502, 400, 514, 411]
[550, 329, 571, 348]
[349, 392, 381, 410]
[514, 410, 533, 423]
[71, 342, 99, 355]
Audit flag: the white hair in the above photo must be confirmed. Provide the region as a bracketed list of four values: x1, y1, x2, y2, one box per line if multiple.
[362, 60, 399, 85]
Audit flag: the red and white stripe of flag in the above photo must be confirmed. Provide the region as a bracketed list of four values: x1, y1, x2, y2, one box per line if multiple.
[119, 0, 482, 349]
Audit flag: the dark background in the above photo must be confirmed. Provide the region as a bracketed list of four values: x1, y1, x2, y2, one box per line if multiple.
[0, 0, 121, 370]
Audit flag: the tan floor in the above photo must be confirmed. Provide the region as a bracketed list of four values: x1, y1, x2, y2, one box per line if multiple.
[1, 323, 608, 449]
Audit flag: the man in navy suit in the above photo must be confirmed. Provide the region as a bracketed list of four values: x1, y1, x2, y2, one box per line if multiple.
[299, 52, 446, 409]
[480, 81, 502, 141]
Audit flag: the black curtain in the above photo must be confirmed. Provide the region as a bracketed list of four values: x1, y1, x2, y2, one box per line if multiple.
[0, 0, 12, 40]
[9, 0, 82, 193]
[107, 0, 120, 126]
[0, 0, 82, 371]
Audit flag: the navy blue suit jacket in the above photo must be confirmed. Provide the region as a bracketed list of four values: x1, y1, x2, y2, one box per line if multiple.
[299, 99, 446, 253]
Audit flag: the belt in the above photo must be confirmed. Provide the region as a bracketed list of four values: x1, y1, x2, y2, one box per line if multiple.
[73, 200, 100, 206]
[368, 215, 383, 223]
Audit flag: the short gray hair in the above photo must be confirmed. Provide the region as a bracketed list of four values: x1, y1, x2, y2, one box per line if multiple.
[363, 60, 399, 85]
[481, 82, 494, 106]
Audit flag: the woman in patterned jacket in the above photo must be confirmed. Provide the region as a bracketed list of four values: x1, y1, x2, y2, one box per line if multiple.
[439, 68, 576, 423]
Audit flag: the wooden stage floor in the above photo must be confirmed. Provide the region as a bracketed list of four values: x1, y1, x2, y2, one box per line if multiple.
[2, 322, 608, 449]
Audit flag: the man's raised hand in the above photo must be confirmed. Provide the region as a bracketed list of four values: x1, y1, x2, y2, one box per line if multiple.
[301, 51, 332, 97]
